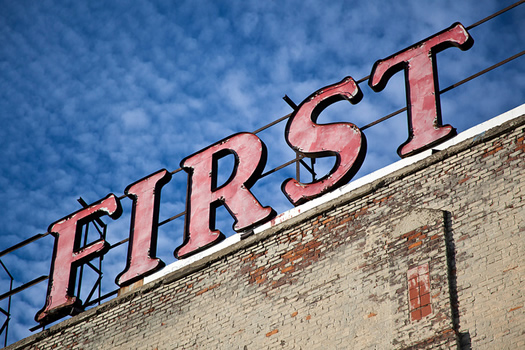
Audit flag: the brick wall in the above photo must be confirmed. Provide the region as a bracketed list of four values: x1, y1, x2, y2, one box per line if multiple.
[7, 110, 525, 349]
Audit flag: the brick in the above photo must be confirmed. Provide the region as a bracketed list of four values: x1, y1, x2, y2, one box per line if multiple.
[7, 112, 525, 350]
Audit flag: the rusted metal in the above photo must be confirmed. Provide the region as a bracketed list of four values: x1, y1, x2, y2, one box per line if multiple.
[283, 95, 298, 110]
[299, 158, 316, 180]
[440, 50, 525, 94]
[83, 289, 119, 308]
[356, 75, 370, 84]
[83, 274, 102, 305]
[158, 211, 186, 226]
[360, 107, 408, 131]
[0, 260, 12, 347]
[467, 0, 525, 30]
[252, 113, 292, 135]
[295, 152, 301, 182]
[259, 155, 304, 179]
[109, 237, 130, 249]
[0, 232, 50, 258]
[78, 197, 107, 230]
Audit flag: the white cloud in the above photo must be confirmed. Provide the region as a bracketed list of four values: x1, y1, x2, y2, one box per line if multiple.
[0, 0, 523, 345]
[121, 108, 151, 130]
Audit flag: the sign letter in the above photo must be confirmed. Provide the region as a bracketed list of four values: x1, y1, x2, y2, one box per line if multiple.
[116, 169, 172, 286]
[35, 194, 122, 324]
[282, 76, 366, 205]
[369, 22, 473, 157]
[175, 133, 275, 259]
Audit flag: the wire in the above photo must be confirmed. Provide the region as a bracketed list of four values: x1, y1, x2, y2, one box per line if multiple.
[467, 0, 525, 30]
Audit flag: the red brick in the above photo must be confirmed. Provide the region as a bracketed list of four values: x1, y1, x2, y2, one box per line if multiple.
[420, 293, 431, 306]
[409, 286, 420, 301]
[411, 309, 422, 321]
[420, 305, 432, 318]
[410, 296, 421, 310]
[266, 329, 279, 337]
[408, 241, 422, 249]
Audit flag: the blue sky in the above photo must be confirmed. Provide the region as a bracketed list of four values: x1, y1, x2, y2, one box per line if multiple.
[1, 0, 524, 345]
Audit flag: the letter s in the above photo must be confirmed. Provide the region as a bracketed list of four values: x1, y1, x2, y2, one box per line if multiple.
[282, 77, 366, 206]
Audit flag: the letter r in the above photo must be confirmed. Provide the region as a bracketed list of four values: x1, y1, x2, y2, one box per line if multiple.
[175, 132, 275, 259]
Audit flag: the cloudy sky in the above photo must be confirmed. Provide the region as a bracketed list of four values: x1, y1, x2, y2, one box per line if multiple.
[1, 0, 524, 345]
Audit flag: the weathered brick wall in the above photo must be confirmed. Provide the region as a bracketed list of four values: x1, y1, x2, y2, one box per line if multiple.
[7, 111, 525, 349]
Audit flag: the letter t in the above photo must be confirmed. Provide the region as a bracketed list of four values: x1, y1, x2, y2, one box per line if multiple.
[369, 23, 473, 157]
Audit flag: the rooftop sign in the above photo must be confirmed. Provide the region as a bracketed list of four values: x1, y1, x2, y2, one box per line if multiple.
[15, 23, 476, 325]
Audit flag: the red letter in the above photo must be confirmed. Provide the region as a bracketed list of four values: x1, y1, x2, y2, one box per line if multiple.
[175, 133, 275, 259]
[369, 23, 473, 157]
[35, 194, 122, 324]
[282, 77, 366, 206]
[115, 169, 172, 286]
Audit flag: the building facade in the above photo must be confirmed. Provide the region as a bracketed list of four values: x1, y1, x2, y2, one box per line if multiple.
[6, 105, 525, 349]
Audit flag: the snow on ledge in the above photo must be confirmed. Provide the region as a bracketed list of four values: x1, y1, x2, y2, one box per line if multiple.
[145, 103, 525, 285]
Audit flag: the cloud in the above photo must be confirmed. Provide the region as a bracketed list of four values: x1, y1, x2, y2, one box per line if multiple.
[121, 108, 151, 130]
[0, 0, 523, 345]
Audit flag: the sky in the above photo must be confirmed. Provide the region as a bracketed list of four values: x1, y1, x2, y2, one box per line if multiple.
[1, 0, 524, 345]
